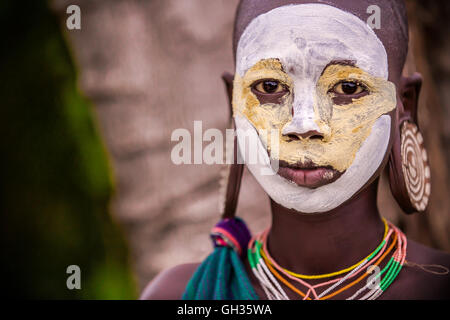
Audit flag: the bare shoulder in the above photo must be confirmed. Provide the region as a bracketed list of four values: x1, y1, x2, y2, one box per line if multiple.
[382, 238, 450, 299]
[140, 263, 200, 300]
[406, 238, 450, 266]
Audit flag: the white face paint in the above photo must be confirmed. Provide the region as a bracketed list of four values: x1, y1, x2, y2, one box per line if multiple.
[234, 4, 395, 213]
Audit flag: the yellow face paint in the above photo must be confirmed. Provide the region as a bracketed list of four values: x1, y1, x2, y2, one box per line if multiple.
[233, 60, 396, 172]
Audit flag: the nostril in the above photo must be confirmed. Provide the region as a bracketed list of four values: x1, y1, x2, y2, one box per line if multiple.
[283, 129, 325, 141]
[300, 130, 324, 140]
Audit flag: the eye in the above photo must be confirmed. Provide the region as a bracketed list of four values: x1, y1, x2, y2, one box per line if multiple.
[332, 81, 367, 95]
[253, 80, 285, 94]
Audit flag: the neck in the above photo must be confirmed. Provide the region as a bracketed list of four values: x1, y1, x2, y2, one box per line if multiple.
[267, 179, 385, 276]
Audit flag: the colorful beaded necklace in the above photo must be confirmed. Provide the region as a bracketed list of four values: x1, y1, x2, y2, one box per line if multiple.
[247, 220, 407, 300]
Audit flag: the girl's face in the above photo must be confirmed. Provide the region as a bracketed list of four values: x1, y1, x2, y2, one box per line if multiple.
[233, 4, 397, 213]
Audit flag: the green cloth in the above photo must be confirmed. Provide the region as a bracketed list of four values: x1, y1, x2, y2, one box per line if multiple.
[182, 246, 259, 300]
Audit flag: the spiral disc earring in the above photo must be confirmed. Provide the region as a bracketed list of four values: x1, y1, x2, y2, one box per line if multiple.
[400, 121, 431, 212]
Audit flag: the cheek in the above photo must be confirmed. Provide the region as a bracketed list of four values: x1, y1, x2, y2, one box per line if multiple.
[325, 89, 396, 170]
[331, 102, 382, 137]
[242, 91, 292, 132]
[385, 107, 397, 156]
[330, 83, 397, 135]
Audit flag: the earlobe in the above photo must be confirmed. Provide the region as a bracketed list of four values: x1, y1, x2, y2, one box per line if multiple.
[221, 72, 235, 117]
[219, 71, 244, 220]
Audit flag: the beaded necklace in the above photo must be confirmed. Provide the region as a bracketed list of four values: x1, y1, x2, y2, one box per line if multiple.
[247, 221, 407, 300]
[262, 228, 396, 299]
[280, 219, 388, 280]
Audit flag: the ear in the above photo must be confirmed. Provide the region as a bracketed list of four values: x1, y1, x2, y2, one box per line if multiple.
[399, 72, 422, 124]
[221, 71, 234, 117]
[388, 71, 430, 214]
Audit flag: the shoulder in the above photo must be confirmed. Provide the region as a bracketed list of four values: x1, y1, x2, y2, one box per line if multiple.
[139, 263, 200, 300]
[382, 238, 450, 299]
[406, 238, 450, 266]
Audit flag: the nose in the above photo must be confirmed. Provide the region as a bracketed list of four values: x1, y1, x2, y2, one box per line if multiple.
[283, 82, 330, 141]
[282, 117, 325, 140]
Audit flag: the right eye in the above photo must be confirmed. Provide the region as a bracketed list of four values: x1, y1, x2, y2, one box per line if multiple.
[253, 80, 286, 94]
[331, 81, 367, 96]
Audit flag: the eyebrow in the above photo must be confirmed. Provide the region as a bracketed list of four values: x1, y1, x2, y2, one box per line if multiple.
[321, 60, 357, 76]
[328, 60, 356, 67]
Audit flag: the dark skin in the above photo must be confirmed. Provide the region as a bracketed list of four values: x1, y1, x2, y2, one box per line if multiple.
[141, 0, 450, 299]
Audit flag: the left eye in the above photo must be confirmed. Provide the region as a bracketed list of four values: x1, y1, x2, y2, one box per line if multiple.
[332, 81, 366, 95]
[254, 80, 285, 94]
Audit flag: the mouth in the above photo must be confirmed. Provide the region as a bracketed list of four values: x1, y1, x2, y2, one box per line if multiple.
[277, 160, 344, 188]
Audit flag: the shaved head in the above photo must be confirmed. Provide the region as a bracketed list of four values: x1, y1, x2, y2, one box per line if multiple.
[233, 0, 408, 81]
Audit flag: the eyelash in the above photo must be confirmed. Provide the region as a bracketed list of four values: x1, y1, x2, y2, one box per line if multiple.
[328, 80, 369, 95]
[251, 79, 289, 94]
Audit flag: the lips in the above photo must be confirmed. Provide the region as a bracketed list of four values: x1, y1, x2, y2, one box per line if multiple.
[277, 161, 343, 188]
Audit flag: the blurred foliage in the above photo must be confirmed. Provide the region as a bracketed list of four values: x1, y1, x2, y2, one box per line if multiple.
[0, 1, 136, 298]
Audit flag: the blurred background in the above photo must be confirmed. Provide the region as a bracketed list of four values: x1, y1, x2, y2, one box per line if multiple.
[1, 0, 449, 299]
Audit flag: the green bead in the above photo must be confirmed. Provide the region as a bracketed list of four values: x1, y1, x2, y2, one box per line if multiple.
[368, 240, 386, 260]
[248, 248, 255, 269]
[380, 260, 398, 290]
[381, 262, 401, 291]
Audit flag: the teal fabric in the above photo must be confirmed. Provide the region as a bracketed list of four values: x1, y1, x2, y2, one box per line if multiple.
[182, 246, 259, 300]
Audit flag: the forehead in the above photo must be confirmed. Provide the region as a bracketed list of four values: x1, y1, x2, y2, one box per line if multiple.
[236, 3, 388, 80]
